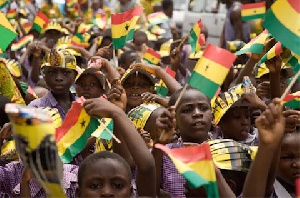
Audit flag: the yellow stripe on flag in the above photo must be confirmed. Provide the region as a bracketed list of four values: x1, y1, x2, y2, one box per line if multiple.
[187, 160, 216, 182]
[111, 15, 140, 38]
[272, 0, 300, 37]
[0, 12, 17, 33]
[241, 7, 265, 16]
[35, 17, 46, 27]
[57, 110, 90, 155]
[193, 56, 230, 85]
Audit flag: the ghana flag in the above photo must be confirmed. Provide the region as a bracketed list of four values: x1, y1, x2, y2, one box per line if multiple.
[156, 66, 176, 97]
[111, 6, 144, 49]
[282, 91, 300, 109]
[6, 9, 16, 20]
[263, 0, 300, 56]
[93, 13, 107, 30]
[241, 1, 266, 21]
[32, 12, 50, 33]
[56, 99, 100, 163]
[11, 34, 34, 51]
[91, 118, 114, 140]
[23, 23, 32, 34]
[155, 143, 219, 197]
[0, 12, 17, 52]
[71, 33, 89, 48]
[143, 48, 161, 65]
[235, 29, 269, 55]
[189, 19, 205, 53]
[287, 54, 300, 81]
[188, 44, 236, 98]
[260, 42, 284, 63]
[147, 11, 168, 25]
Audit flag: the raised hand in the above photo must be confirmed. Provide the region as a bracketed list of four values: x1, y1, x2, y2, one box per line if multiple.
[107, 79, 127, 111]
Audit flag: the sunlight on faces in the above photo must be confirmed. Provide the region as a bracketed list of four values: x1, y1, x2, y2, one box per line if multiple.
[76, 74, 105, 99]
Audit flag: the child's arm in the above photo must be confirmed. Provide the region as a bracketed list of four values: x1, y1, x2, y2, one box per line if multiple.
[215, 168, 236, 197]
[242, 98, 285, 197]
[20, 166, 31, 197]
[130, 63, 182, 94]
[265, 56, 282, 99]
[83, 98, 156, 197]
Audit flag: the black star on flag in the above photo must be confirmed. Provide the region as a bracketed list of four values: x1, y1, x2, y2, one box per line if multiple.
[80, 120, 86, 128]
[205, 65, 209, 71]
[125, 24, 129, 31]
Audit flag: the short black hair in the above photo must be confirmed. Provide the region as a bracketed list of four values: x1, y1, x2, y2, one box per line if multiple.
[220, 169, 247, 196]
[168, 86, 210, 107]
[0, 94, 11, 127]
[133, 30, 148, 41]
[119, 50, 136, 65]
[162, 0, 173, 10]
[78, 151, 132, 186]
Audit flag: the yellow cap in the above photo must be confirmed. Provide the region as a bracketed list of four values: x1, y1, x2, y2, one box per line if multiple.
[41, 48, 78, 70]
[44, 21, 62, 32]
[4, 59, 22, 78]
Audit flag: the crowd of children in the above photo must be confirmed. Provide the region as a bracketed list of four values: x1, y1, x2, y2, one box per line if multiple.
[0, 0, 299, 197]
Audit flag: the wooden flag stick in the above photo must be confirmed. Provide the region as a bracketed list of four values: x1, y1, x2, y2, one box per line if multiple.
[107, 42, 112, 48]
[280, 69, 300, 101]
[98, 119, 121, 143]
[178, 35, 189, 50]
[174, 83, 188, 108]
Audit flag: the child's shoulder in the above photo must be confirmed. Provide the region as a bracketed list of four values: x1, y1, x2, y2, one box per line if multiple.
[27, 92, 52, 108]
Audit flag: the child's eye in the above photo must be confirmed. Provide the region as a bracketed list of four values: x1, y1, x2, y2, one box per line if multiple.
[90, 183, 102, 189]
[63, 71, 72, 75]
[47, 70, 55, 75]
[199, 106, 209, 111]
[182, 108, 192, 113]
[113, 182, 124, 189]
[90, 83, 96, 87]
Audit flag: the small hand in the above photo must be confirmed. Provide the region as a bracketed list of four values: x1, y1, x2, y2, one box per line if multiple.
[283, 109, 300, 133]
[130, 63, 158, 75]
[265, 55, 282, 74]
[83, 97, 121, 118]
[107, 79, 127, 111]
[138, 128, 153, 148]
[170, 47, 181, 68]
[256, 81, 270, 99]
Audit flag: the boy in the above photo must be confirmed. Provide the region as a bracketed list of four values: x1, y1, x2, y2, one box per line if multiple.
[28, 49, 78, 120]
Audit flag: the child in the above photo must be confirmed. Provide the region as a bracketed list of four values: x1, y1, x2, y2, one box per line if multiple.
[75, 67, 108, 99]
[79, 97, 156, 197]
[28, 49, 78, 120]
[154, 86, 213, 197]
[118, 50, 139, 76]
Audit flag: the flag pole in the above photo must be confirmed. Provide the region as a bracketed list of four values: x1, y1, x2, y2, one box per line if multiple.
[112, 47, 118, 68]
[280, 69, 300, 101]
[177, 35, 189, 50]
[174, 83, 188, 108]
[97, 118, 121, 143]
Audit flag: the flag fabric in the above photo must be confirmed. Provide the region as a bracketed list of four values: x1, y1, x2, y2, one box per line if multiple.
[189, 19, 205, 53]
[286, 54, 300, 81]
[93, 13, 107, 30]
[188, 44, 236, 98]
[155, 143, 219, 197]
[0, 0, 9, 9]
[147, 11, 169, 25]
[149, 24, 166, 36]
[0, 12, 17, 52]
[71, 33, 89, 48]
[27, 85, 38, 99]
[23, 23, 32, 34]
[241, 1, 266, 21]
[32, 12, 50, 33]
[56, 99, 100, 163]
[263, 0, 300, 56]
[143, 48, 161, 65]
[282, 91, 300, 109]
[111, 6, 144, 49]
[156, 66, 176, 97]
[91, 118, 114, 140]
[259, 42, 283, 63]
[6, 9, 16, 20]
[235, 29, 269, 55]
[66, 0, 78, 8]
[11, 34, 34, 51]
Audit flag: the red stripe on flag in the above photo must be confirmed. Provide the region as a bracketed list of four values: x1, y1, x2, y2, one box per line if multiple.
[196, 19, 204, 29]
[111, 6, 144, 25]
[287, 0, 300, 13]
[274, 42, 283, 55]
[203, 44, 236, 69]
[165, 66, 176, 78]
[155, 143, 212, 163]
[146, 48, 161, 59]
[36, 12, 50, 24]
[56, 101, 83, 142]
[242, 1, 265, 10]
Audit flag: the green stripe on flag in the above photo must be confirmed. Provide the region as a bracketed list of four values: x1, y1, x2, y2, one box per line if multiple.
[242, 13, 265, 21]
[189, 29, 198, 52]
[156, 84, 168, 97]
[235, 43, 263, 55]
[0, 25, 17, 51]
[263, 9, 300, 56]
[188, 72, 220, 99]
[112, 29, 135, 49]
[32, 23, 42, 33]
[204, 181, 219, 198]
[98, 121, 114, 140]
[284, 99, 300, 109]
[60, 118, 99, 163]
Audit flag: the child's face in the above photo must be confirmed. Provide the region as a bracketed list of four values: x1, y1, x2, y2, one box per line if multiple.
[77, 158, 131, 197]
[277, 133, 300, 186]
[123, 52, 139, 70]
[220, 107, 250, 141]
[133, 36, 147, 52]
[123, 74, 153, 109]
[76, 74, 104, 99]
[43, 67, 76, 95]
[176, 89, 212, 143]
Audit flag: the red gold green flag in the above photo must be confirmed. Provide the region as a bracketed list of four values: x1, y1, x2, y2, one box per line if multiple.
[11, 34, 34, 51]
[282, 91, 300, 109]
[188, 44, 236, 98]
[143, 48, 161, 65]
[0, 0, 9, 9]
[286, 53, 300, 81]
[66, 0, 78, 8]
[235, 29, 269, 55]
[111, 6, 144, 49]
[189, 19, 205, 53]
[6, 9, 16, 20]
[263, 0, 300, 56]
[23, 23, 32, 34]
[71, 33, 89, 48]
[241, 1, 266, 21]
[0, 12, 17, 52]
[32, 11, 50, 33]
[147, 11, 168, 25]
[155, 143, 219, 197]
[260, 42, 284, 63]
[156, 66, 176, 97]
